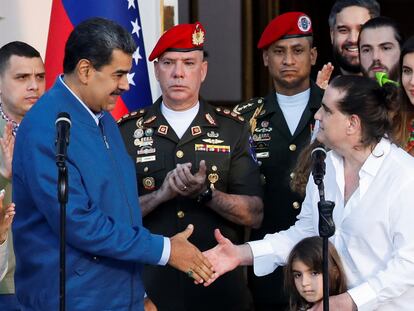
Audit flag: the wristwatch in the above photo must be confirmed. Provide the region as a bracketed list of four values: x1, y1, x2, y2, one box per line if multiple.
[196, 187, 213, 204]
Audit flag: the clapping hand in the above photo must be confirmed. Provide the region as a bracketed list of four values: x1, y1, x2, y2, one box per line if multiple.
[0, 190, 15, 244]
[0, 123, 15, 180]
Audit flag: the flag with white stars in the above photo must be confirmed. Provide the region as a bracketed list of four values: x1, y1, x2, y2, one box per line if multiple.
[45, 0, 153, 120]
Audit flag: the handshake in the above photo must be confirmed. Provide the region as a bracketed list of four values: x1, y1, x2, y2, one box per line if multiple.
[168, 225, 248, 286]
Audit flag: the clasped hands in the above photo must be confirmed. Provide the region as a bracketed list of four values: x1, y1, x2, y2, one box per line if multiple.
[158, 160, 208, 201]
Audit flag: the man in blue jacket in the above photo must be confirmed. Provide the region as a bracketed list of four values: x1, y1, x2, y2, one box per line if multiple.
[12, 18, 214, 311]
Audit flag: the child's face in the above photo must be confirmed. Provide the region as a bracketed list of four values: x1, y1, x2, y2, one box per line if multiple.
[292, 259, 323, 303]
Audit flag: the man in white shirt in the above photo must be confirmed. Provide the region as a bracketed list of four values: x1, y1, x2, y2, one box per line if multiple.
[203, 75, 414, 310]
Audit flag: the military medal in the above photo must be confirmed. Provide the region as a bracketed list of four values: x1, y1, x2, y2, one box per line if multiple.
[137, 147, 156, 155]
[143, 177, 155, 190]
[136, 117, 144, 128]
[134, 128, 144, 139]
[202, 138, 224, 144]
[134, 137, 153, 147]
[208, 173, 219, 189]
[145, 128, 154, 137]
[207, 131, 219, 138]
[261, 121, 269, 128]
[255, 127, 272, 133]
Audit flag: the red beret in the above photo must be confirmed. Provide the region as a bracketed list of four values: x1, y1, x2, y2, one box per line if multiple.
[149, 22, 205, 61]
[257, 12, 312, 49]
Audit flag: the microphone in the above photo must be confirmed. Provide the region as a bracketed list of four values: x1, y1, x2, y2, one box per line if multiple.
[311, 146, 327, 186]
[55, 112, 71, 166]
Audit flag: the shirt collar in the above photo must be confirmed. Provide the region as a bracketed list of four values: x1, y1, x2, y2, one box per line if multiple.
[59, 75, 102, 125]
[359, 138, 391, 178]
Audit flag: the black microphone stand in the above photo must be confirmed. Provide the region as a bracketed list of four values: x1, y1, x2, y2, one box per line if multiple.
[316, 180, 335, 311]
[57, 160, 68, 311]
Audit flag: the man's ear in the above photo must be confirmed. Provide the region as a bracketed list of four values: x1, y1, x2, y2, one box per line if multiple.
[200, 60, 208, 83]
[77, 59, 93, 85]
[347, 114, 361, 135]
[310, 47, 318, 66]
[262, 50, 269, 67]
[330, 28, 334, 45]
[153, 61, 160, 82]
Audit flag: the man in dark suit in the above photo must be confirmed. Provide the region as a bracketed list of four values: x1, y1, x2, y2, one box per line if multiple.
[233, 12, 323, 311]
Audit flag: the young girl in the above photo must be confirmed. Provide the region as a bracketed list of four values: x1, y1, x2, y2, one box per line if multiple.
[284, 236, 347, 311]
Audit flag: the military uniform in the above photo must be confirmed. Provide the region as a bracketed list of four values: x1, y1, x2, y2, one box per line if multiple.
[234, 82, 323, 310]
[118, 98, 262, 311]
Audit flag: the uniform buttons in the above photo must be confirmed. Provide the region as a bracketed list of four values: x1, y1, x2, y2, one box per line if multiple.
[260, 174, 266, 185]
[290, 172, 295, 179]
[258, 161, 262, 166]
[289, 144, 297, 151]
[144, 167, 149, 173]
[292, 201, 300, 209]
[177, 211, 185, 218]
[212, 165, 218, 172]
[176, 150, 184, 158]
[92, 256, 98, 261]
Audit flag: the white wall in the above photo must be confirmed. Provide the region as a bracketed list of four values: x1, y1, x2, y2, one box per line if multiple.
[0, 0, 53, 59]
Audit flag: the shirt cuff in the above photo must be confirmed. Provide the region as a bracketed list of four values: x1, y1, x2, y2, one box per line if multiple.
[348, 281, 377, 311]
[247, 239, 277, 276]
[157, 237, 171, 266]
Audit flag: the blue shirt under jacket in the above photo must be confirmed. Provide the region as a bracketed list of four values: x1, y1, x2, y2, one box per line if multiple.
[12, 77, 164, 311]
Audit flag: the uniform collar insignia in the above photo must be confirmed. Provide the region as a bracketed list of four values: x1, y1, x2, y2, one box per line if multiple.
[191, 126, 202, 136]
[158, 125, 169, 135]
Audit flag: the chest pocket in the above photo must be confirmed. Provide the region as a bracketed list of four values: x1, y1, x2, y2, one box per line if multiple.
[135, 153, 166, 193]
[195, 150, 231, 191]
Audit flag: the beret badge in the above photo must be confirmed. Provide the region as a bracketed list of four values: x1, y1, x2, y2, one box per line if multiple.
[192, 24, 205, 46]
[297, 15, 311, 32]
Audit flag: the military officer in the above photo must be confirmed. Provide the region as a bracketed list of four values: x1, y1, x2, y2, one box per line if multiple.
[233, 12, 323, 311]
[118, 22, 263, 311]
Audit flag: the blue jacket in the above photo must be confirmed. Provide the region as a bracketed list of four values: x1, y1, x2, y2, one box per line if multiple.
[12, 77, 164, 310]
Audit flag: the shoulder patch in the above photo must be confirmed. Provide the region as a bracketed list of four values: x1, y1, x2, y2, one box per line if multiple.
[215, 106, 245, 123]
[117, 108, 146, 124]
[233, 97, 265, 115]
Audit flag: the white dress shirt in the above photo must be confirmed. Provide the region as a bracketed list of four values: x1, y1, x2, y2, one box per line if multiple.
[0, 238, 8, 281]
[248, 138, 414, 310]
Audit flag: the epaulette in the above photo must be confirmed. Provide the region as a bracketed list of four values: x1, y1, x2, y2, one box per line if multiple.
[117, 108, 146, 124]
[215, 107, 245, 123]
[232, 97, 265, 115]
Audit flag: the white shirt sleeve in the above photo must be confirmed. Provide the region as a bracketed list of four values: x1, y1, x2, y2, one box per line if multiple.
[348, 177, 414, 310]
[0, 238, 8, 281]
[248, 177, 318, 276]
[157, 237, 171, 266]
